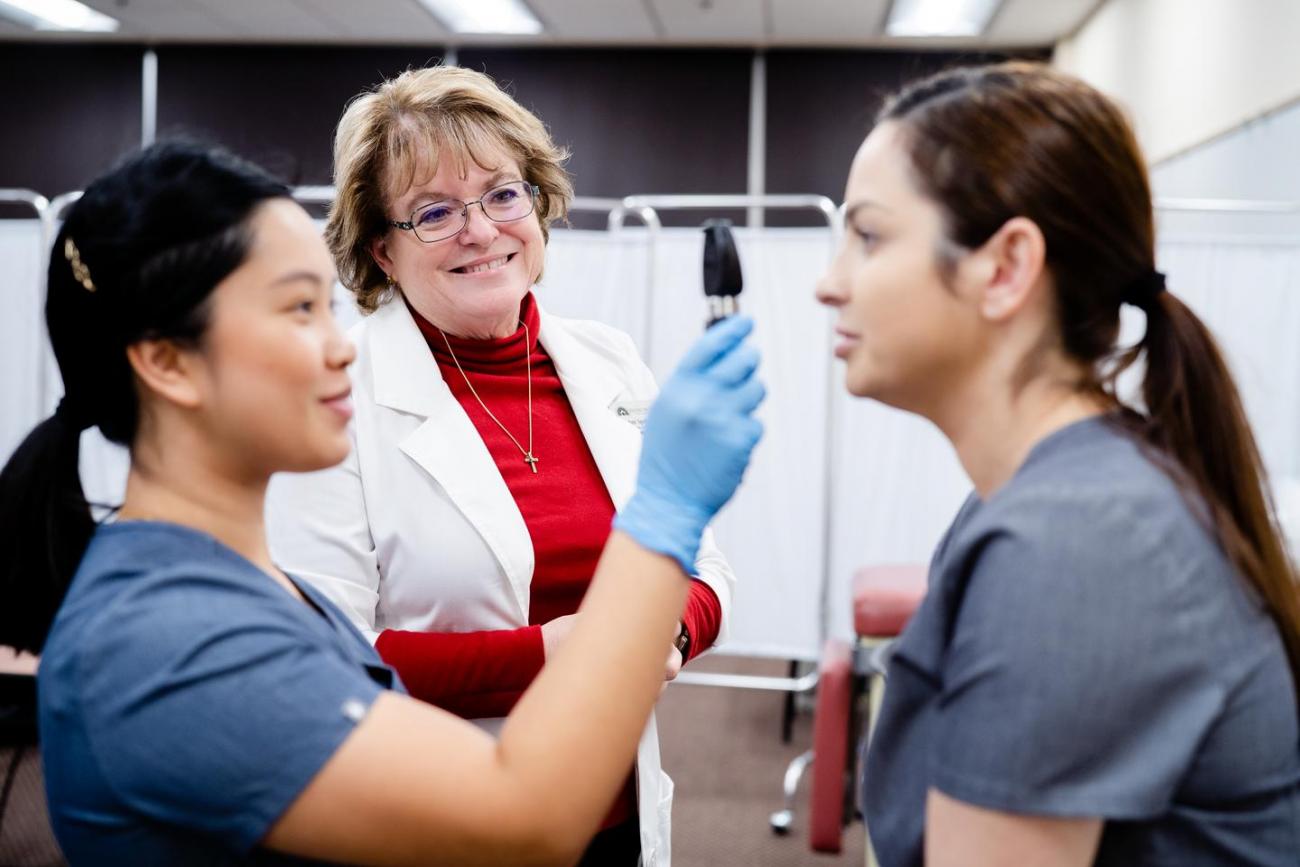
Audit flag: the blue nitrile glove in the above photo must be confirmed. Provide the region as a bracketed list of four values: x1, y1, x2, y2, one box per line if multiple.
[614, 315, 765, 574]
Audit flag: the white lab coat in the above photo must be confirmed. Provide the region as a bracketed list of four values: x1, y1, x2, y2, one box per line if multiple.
[266, 296, 736, 867]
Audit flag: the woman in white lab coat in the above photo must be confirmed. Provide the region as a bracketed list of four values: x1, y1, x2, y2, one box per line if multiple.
[267, 65, 734, 866]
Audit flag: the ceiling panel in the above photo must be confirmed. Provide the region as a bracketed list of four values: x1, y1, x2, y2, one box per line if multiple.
[290, 0, 449, 41]
[4, 0, 1087, 46]
[649, 0, 766, 43]
[83, 0, 243, 38]
[988, 0, 1102, 45]
[212, 0, 336, 40]
[530, 0, 658, 41]
[769, 0, 889, 43]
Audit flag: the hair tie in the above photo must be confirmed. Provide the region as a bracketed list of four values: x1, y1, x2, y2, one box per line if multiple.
[64, 238, 97, 293]
[53, 395, 94, 433]
[1122, 269, 1166, 308]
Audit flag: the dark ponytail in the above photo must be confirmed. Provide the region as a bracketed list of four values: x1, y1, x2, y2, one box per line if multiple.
[0, 407, 95, 654]
[0, 140, 289, 654]
[881, 62, 1300, 699]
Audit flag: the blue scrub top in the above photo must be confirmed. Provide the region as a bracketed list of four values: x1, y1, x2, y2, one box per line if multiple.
[39, 521, 405, 865]
[863, 416, 1300, 866]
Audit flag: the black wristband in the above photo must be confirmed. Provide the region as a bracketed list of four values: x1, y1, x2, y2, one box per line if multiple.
[674, 622, 692, 662]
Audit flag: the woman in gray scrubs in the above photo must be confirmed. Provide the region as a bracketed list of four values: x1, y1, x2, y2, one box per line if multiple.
[817, 62, 1300, 866]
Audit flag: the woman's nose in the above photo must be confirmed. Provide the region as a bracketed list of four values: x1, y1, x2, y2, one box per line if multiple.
[458, 202, 499, 245]
[815, 273, 845, 307]
[327, 328, 357, 368]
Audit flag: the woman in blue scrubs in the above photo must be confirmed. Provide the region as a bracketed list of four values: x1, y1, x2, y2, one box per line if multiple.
[0, 140, 764, 865]
[818, 62, 1300, 866]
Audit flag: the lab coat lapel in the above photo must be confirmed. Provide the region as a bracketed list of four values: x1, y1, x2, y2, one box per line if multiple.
[537, 308, 643, 511]
[365, 301, 535, 620]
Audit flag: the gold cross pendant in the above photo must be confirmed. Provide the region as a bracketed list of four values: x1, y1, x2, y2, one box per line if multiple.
[524, 453, 539, 473]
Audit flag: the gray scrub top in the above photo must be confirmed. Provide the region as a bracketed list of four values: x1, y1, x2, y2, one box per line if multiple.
[39, 521, 405, 865]
[863, 416, 1300, 866]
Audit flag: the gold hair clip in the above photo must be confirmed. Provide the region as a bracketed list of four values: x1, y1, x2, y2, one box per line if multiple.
[64, 238, 96, 293]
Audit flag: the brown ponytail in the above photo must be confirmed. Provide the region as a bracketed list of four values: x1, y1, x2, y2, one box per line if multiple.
[879, 61, 1300, 696]
[1136, 290, 1300, 682]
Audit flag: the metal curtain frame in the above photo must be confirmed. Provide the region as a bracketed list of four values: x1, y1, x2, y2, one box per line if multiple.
[1, 190, 51, 422]
[290, 188, 663, 351]
[608, 193, 842, 692]
[1154, 197, 1300, 213]
[565, 197, 661, 356]
[41, 192, 85, 413]
[292, 188, 659, 220]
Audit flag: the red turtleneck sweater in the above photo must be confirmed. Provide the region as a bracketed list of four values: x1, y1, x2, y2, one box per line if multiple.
[374, 293, 722, 828]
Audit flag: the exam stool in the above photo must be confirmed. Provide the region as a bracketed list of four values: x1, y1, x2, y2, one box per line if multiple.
[768, 564, 927, 857]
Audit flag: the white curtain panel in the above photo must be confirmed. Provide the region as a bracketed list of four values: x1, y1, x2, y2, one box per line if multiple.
[5, 220, 1300, 658]
[0, 220, 46, 463]
[1156, 238, 1300, 561]
[545, 227, 840, 657]
[1157, 239, 1300, 481]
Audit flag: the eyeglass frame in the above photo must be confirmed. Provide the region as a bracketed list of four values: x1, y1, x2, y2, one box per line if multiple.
[386, 181, 541, 244]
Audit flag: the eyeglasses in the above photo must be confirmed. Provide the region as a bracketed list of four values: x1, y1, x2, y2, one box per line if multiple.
[388, 181, 540, 243]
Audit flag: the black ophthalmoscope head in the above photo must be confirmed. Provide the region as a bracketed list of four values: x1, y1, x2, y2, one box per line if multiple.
[702, 219, 743, 327]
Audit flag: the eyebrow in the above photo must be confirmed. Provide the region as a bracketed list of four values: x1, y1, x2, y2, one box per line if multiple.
[845, 200, 892, 220]
[405, 169, 517, 210]
[270, 270, 332, 289]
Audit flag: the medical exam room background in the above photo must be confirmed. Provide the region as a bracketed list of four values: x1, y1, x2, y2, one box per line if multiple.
[4, 25, 1300, 666]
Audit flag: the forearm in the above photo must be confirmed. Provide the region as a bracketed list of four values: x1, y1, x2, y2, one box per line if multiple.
[496, 531, 688, 840]
[681, 579, 722, 662]
[376, 626, 543, 717]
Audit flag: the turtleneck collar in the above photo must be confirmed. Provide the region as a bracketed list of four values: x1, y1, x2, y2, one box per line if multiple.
[411, 292, 541, 373]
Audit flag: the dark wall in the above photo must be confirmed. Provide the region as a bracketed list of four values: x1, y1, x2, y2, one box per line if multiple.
[766, 49, 1044, 225]
[461, 48, 752, 228]
[462, 49, 751, 194]
[156, 45, 450, 187]
[0, 44, 141, 215]
[0, 43, 1044, 226]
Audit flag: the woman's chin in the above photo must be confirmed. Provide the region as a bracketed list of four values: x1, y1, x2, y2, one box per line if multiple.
[281, 440, 352, 474]
[844, 368, 876, 399]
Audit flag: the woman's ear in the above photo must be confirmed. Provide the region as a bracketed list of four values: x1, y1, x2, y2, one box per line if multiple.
[965, 216, 1047, 323]
[125, 339, 203, 410]
[369, 235, 395, 279]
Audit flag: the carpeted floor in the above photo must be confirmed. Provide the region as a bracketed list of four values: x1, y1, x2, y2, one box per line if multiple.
[657, 655, 868, 866]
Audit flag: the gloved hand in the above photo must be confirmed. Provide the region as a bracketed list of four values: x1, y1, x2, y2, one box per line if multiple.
[614, 316, 765, 574]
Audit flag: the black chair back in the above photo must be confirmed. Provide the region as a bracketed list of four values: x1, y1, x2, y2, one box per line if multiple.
[0, 673, 66, 866]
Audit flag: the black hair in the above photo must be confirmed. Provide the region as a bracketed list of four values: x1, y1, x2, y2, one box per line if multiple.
[0, 140, 290, 653]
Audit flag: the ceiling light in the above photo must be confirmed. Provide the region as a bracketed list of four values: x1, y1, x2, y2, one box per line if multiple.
[0, 0, 119, 31]
[886, 0, 1001, 37]
[416, 0, 543, 35]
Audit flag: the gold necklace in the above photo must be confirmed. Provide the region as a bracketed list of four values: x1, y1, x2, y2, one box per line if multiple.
[438, 321, 539, 474]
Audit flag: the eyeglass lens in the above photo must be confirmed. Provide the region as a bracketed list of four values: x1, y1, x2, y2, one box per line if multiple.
[412, 181, 534, 242]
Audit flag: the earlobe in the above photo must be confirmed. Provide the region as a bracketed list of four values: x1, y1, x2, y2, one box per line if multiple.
[126, 340, 204, 410]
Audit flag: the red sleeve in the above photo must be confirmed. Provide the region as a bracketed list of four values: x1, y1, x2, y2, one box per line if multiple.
[681, 579, 722, 663]
[375, 626, 545, 719]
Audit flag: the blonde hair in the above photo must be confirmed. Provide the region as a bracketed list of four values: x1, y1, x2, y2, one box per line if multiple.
[327, 65, 573, 312]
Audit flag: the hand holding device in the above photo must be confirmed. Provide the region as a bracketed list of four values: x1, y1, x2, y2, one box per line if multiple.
[614, 316, 764, 574]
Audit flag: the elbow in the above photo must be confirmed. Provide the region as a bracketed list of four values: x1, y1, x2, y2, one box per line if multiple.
[466, 798, 588, 867]
[507, 820, 588, 867]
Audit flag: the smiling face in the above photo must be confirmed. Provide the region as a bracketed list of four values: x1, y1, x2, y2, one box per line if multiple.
[369, 141, 545, 339]
[190, 199, 356, 475]
[815, 121, 985, 415]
